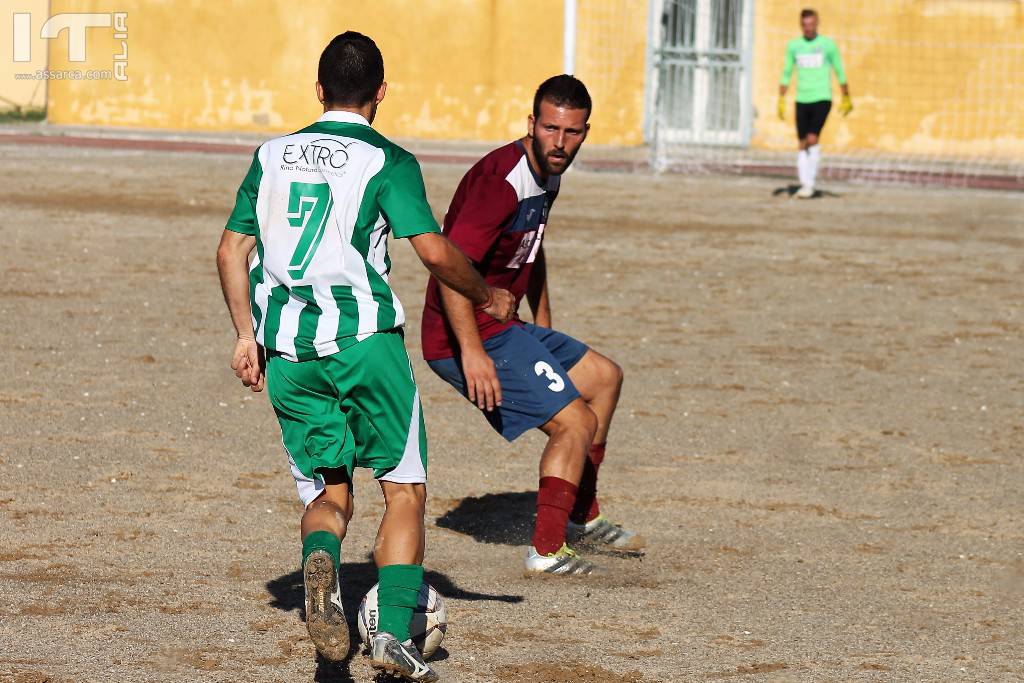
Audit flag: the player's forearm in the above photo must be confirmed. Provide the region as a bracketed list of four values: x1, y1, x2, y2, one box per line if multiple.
[410, 232, 490, 307]
[439, 285, 487, 354]
[216, 233, 256, 339]
[840, 83, 850, 96]
[779, 84, 788, 97]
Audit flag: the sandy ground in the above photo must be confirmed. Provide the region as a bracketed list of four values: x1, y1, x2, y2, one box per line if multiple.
[0, 141, 1022, 683]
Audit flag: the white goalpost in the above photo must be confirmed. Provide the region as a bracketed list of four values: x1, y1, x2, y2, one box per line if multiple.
[574, 0, 1024, 189]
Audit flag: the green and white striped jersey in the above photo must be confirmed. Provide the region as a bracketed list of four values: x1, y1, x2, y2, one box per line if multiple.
[225, 111, 440, 362]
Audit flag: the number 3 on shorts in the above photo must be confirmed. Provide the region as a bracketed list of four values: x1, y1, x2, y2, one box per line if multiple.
[533, 361, 565, 392]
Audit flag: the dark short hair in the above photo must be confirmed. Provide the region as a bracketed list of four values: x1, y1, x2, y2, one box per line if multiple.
[318, 31, 384, 106]
[533, 75, 592, 120]
[800, 8, 817, 19]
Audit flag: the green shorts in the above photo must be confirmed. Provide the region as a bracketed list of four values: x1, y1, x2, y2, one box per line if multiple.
[266, 330, 427, 506]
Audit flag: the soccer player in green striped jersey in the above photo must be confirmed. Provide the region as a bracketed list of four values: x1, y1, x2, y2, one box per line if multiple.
[778, 8, 853, 198]
[216, 32, 513, 682]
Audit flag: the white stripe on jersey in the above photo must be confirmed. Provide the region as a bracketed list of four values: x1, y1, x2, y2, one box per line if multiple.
[312, 286, 342, 357]
[274, 292, 303, 360]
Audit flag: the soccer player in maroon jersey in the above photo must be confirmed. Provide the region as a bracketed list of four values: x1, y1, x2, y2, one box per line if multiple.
[422, 76, 643, 575]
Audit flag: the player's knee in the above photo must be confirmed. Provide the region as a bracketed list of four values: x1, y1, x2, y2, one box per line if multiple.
[606, 359, 624, 391]
[591, 355, 623, 393]
[546, 399, 597, 444]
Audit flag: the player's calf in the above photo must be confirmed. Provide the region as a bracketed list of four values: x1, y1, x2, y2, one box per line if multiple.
[372, 482, 431, 667]
[525, 400, 600, 574]
[537, 399, 596, 486]
[375, 482, 427, 566]
[300, 481, 353, 661]
[302, 496, 352, 539]
[561, 357, 644, 553]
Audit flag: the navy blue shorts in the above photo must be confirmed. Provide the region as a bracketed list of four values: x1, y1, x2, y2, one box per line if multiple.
[427, 323, 589, 441]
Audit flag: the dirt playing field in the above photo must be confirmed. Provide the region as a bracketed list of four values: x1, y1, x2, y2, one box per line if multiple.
[0, 139, 1021, 683]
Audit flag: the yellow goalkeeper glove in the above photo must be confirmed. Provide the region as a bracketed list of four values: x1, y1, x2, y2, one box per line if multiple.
[839, 94, 853, 116]
[777, 97, 786, 121]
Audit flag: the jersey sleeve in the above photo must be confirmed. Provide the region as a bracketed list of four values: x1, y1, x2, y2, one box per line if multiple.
[780, 41, 795, 86]
[378, 153, 441, 239]
[445, 175, 519, 263]
[827, 39, 847, 85]
[224, 148, 263, 236]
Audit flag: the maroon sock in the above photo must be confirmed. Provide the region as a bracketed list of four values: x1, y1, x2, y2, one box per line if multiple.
[533, 476, 578, 555]
[570, 443, 606, 524]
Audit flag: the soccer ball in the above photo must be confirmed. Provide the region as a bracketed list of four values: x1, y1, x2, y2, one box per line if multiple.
[357, 582, 447, 658]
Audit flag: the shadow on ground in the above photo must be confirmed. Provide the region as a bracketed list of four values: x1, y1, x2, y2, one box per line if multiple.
[434, 491, 535, 546]
[267, 557, 517, 677]
[267, 558, 523, 616]
[312, 653, 356, 683]
[773, 183, 842, 198]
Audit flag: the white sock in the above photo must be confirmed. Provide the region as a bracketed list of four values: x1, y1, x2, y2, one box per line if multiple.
[807, 144, 821, 188]
[797, 150, 810, 186]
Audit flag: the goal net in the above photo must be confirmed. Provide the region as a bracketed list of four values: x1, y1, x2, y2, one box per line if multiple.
[628, 0, 1023, 189]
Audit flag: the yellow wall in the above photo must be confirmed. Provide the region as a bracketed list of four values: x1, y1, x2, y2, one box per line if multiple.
[753, 0, 1024, 159]
[44, 0, 642, 145]
[0, 0, 51, 112]
[40, 0, 1024, 160]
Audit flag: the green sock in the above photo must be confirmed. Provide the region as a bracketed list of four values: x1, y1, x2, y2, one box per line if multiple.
[302, 530, 341, 570]
[377, 564, 423, 642]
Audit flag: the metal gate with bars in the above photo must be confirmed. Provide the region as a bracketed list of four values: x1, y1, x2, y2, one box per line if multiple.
[650, 0, 753, 146]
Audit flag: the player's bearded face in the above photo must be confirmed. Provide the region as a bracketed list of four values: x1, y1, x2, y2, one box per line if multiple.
[529, 101, 589, 176]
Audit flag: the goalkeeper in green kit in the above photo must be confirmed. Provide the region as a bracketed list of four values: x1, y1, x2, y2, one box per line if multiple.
[778, 8, 852, 198]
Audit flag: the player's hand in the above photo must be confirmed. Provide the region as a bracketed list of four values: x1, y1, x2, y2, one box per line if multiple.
[481, 287, 516, 324]
[839, 94, 853, 117]
[777, 97, 786, 121]
[461, 348, 502, 412]
[230, 336, 265, 392]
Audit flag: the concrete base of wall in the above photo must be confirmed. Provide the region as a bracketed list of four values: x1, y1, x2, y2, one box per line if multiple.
[1, 123, 1020, 191]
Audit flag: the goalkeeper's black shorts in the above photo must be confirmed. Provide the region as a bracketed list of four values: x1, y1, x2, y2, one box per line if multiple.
[796, 100, 832, 139]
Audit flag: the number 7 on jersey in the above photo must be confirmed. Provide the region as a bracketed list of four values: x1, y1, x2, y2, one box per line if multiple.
[286, 182, 333, 280]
